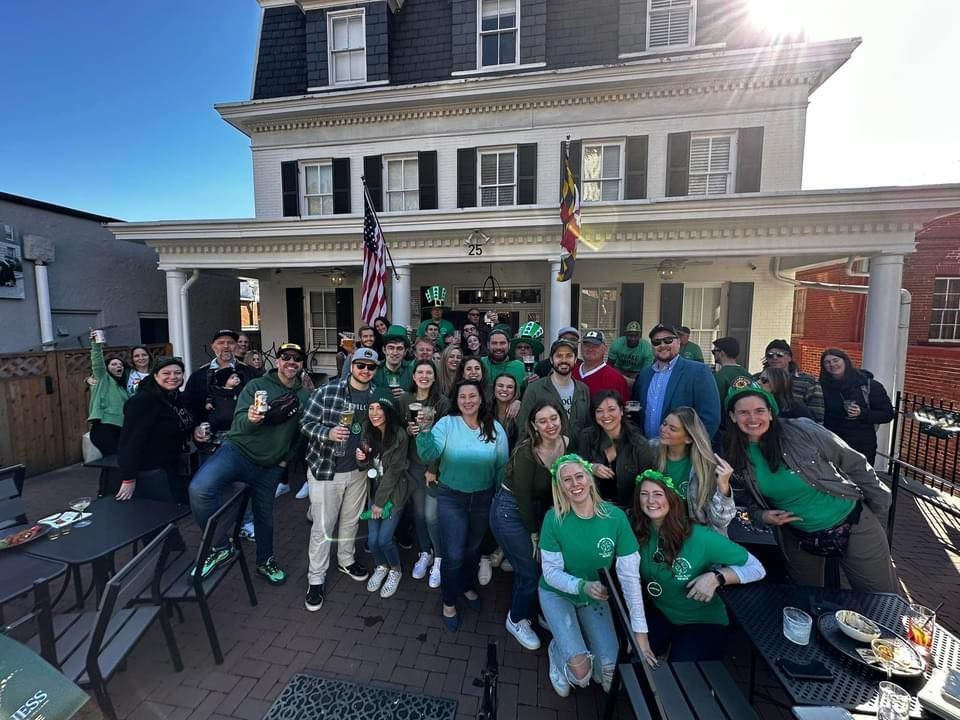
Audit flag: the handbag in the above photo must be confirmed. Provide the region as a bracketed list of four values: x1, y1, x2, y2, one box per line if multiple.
[792, 502, 862, 558]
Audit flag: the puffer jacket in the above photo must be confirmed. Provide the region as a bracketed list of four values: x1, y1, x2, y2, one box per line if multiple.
[821, 369, 895, 458]
[362, 428, 412, 509]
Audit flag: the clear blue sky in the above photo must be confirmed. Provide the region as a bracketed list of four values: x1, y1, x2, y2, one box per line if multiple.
[0, 1, 957, 222]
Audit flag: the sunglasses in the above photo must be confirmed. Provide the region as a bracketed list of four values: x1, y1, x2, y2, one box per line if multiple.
[651, 336, 677, 347]
[653, 549, 665, 564]
[765, 350, 788, 359]
[279, 354, 303, 362]
[353, 362, 378, 371]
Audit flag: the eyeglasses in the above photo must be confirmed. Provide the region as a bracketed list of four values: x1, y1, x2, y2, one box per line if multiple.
[765, 350, 788, 359]
[353, 362, 378, 371]
[651, 337, 677, 347]
[279, 354, 303, 362]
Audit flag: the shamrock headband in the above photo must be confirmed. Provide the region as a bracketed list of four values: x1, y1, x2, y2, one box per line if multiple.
[550, 453, 594, 486]
[636, 469, 683, 497]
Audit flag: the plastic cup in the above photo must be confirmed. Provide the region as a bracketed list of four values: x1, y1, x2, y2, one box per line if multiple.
[783, 607, 813, 645]
[906, 604, 935, 653]
[877, 681, 911, 720]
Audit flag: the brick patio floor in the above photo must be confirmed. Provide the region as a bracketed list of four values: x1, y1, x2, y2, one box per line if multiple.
[10, 464, 960, 720]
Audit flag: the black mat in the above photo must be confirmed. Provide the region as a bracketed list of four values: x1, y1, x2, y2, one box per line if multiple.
[262, 673, 458, 719]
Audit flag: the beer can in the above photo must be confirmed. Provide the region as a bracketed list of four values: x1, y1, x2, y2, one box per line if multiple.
[253, 390, 269, 414]
[93, 329, 106, 344]
[199, 422, 212, 440]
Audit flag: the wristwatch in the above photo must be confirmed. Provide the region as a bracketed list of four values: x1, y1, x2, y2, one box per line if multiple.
[712, 569, 727, 587]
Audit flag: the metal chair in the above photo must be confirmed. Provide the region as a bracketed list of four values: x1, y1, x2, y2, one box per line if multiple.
[0, 463, 27, 529]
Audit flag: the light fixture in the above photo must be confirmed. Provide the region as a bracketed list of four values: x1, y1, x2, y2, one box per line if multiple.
[329, 268, 346, 287]
[478, 263, 503, 303]
[658, 266, 675, 280]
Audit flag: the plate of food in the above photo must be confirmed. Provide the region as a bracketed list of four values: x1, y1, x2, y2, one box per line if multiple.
[835, 610, 882, 643]
[818, 613, 924, 677]
[0, 524, 51, 550]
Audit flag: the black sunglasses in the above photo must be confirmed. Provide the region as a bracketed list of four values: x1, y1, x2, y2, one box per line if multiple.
[354, 362, 378, 371]
[653, 548, 665, 564]
[279, 354, 303, 362]
[651, 336, 677, 347]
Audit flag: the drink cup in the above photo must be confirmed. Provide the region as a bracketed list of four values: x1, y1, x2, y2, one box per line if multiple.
[523, 357, 535, 372]
[253, 390, 269, 414]
[93, 329, 106, 344]
[421, 406, 436, 426]
[626, 400, 642, 414]
[843, 400, 858, 416]
[408, 402, 422, 424]
[783, 607, 812, 645]
[877, 681, 911, 720]
[199, 422, 212, 442]
[906, 604, 935, 653]
[388, 376, 400, 389]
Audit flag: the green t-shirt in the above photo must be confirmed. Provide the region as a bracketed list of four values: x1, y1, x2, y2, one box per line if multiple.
[748, 443, 854, 532]
[680, 341, 704, 362]
[373, 361, 412, 393]
[538, 504, 639, 603]
[665, 456, 693, 497]
[714, 364, 752, 402]
[417, 318, 455, 338]
[640, 524, 747, 626]
[482, 357, 526, 390]
[607, 336, 654, 374]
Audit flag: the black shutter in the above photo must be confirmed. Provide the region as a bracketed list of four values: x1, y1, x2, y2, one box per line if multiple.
[735, 127, 764, 193]
[418, 150, 438, 210]
[335, 288, 354, 337]
[659, 283, 684, 330]
[621, 283, 644, 328]
[624, 136, 648, 200]
[666, 132, 691, 197]
[457, 148, 477, 208]
[726, 282, 755, 367]
[332, 157, 351, 214]
[281, 161, 299, 217]
[285, 287, 305, 348]
[570, 283, 580, 330]
[363, 155, 383, 212]
[517, 143, 538, 205]
[559, 140, 582, 195]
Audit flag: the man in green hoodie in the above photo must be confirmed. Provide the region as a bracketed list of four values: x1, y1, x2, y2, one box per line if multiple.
[188, 342, 310, 585]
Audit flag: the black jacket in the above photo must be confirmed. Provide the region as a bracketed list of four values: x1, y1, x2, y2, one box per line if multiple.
[573, 420, 657, 507]
[118, 376, 193, 482]
[821, 370, 895, 457]
[183, 361, 259, 422]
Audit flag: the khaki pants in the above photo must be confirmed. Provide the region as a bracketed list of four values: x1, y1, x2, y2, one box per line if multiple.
[307, 468, 367, 585]
[781, 505, 899, 594]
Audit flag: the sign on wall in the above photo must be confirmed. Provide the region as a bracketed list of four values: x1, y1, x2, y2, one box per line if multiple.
[0, 223, 25, 300]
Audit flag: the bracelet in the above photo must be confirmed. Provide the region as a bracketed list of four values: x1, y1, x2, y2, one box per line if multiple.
[712, 569, 727, 587]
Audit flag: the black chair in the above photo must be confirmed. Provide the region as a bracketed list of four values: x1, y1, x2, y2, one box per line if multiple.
[29, 524, 183, 720]
[0, 463, 27, 529]
[155, 487, 257, 663]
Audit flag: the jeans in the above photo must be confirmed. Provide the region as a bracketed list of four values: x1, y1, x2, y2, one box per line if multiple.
[437, 485, 494, 607]
[424, 492, 441, 557]
[489, 489, 540, 622]
[645, 602, 728, 662]
[408, 463, 440, 555]
[368, 501, 405, 568]
[188, 444, 283, 566]
[539, 586, 619, 690]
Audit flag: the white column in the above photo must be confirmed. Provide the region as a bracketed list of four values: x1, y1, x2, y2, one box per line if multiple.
[862, 254, 904, 395]
[391, 264, 412, 330]
[164, 270, 187, 358]
[549, 260, 572, 342]
[33, 262, 55, 348]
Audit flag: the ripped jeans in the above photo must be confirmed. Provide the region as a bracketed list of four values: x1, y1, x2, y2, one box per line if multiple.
[538, 586, 619, 691]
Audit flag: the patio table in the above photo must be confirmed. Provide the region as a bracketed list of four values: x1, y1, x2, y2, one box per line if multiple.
[0, 548, 67, 666]
[723, 583, 960, 717]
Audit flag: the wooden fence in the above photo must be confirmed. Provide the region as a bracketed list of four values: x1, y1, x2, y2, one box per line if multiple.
[0, 344, 169, 475]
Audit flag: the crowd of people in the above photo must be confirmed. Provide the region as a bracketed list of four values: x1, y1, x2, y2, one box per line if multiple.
[85, 284, 901, 699]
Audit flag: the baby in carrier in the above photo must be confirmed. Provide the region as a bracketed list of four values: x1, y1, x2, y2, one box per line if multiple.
[204, 367, 245, 436]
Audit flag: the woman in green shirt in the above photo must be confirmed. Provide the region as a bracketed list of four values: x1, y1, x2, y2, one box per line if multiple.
[87, 330, 131, 457]
[632, 470, 764, 661]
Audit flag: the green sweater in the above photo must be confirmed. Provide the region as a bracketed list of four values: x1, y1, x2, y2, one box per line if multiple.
[224, 370, 310, 467]
[87, 342, 129, 427]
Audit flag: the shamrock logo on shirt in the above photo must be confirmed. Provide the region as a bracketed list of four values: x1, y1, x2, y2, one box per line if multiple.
[671, 556, 693, 581]
[597, 537, 615, 559]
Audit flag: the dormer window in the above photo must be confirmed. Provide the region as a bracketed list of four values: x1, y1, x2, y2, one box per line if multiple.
[328, 9, 366, 85]
[647, 0, 695, 49]
[479, 0, 518, 68]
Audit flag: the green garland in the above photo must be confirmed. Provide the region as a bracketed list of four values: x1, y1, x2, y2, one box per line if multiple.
[549, 453, 594, 486]
[636, 468, 683, 497]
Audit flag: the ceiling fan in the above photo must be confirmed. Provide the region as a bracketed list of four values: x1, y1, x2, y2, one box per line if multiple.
[631, 257, 713, 280]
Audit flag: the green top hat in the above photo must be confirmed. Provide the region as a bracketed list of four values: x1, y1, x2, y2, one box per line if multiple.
[510, 321, 545, 356]
[381, 324, 411, 348]
[424, 285, 449, 310]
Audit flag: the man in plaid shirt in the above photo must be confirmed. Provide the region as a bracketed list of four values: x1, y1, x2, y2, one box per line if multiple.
[300, 346, 381, 611]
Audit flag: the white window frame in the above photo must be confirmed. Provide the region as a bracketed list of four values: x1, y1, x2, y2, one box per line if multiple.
[578, 286, 620, 338]
[478, 147, 517, 208]
[307, 288, 339, 352]
[383, 155, 419, 212]
[327, 8, 367, 87]
[688, 131, 737, 196]
[681, 283, 722, 349]
[301, 161, 334, 217]
[477, 0, 520, 69]
[581, 139, 625, 203]
[929, 277, 960, 343]
[647, 0, 696, 50]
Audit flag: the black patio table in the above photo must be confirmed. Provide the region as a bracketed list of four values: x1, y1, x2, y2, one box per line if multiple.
[0, 548, 67, 666]
[723, 583, 960, 717]
[24, 496, 189, 609]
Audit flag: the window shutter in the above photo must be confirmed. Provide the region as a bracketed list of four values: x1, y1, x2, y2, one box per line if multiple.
[281, 161, 300, 217]
[457, 148, 477, 208]
[666, 132, 690, 197]
[363, 155, 383, 212]
[285, 287, 306, 348]
[735, 127, 764, 193]
[659, 283, 684, 330]
[517, 143, 538, 205]
[559, 140, 582, 196]
[335, 287, 355, 338]
[624, 136, 649, 200]
[621, 283, 644, 326]
[726, 282, 754, 365]
[418, 150, 438, 210]
[332, 158, 351, 214]
[570, 283, 581, 330]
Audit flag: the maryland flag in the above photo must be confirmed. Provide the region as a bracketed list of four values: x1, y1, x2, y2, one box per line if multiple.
[557, 142, 581, 282]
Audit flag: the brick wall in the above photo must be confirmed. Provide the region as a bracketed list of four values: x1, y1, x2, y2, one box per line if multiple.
[793, 265, 867, 343]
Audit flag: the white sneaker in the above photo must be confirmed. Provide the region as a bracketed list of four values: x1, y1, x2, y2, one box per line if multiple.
[275, 483, 290, 498]
[240, 521, 255, 541]
[548, 640, 571, 697]
[412, 551, 433, 580]
[501, 558, 514, 573]
[478, 557, 493, 586]
[489, 547, 504, 568]
[505, 613, 541, 651]
[366, 565, 389, 592]
[295, 483, 309, 500]
[429, 558, 442, 588]
[380, 569, 402, 598]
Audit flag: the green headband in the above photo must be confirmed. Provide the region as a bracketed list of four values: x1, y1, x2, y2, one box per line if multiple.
[550, 453, 594, 486]
[636, 469, 683, 497]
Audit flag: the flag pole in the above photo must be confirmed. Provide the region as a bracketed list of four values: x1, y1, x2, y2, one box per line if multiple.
[361, 176, 400, 281]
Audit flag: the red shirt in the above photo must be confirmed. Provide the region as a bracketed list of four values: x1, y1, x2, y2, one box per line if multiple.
[573, 362, 630, 401]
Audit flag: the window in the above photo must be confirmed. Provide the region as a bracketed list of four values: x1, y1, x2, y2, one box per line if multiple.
[479, 148, 516, 207]
[688, 133, 735, 196]
[385, 156, 419, 211]
[302, 162, 333, 216]
[479, 0, 518, 68]
[792, 288, 807, 337]
[308, 290, 339, 350]
[582, 141, 624, 202]
[930, 277, 960, 341]
[579, 287, 619, 337]
[328, 10, 366, 85]
[647, 0, 694, 49]
[682, 285, 721, 348]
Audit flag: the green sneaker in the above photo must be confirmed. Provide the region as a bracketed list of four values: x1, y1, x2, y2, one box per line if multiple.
[257, 557, 287, 585]
[191, 546, 235, 579]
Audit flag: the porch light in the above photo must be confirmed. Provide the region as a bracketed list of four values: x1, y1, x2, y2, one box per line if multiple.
[330, 269, 346, 287]
[658, 266, 676, 280]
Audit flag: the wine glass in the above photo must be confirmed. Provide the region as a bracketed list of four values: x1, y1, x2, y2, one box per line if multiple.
[70, 496, 93, 528]
[872, 637, 897, 680]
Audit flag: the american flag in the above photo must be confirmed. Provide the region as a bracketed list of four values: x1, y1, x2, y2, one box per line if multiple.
[361, 190, 387, 324]
[557, 141, 581, 282]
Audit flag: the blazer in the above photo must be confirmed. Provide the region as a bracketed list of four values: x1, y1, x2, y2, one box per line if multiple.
[632, 355, 721, 437]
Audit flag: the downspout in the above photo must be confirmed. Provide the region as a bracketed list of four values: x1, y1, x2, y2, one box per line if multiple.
[34, 263, 56, 349]
[770, 257, 869, 294]
[179, 270, 200, 376]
